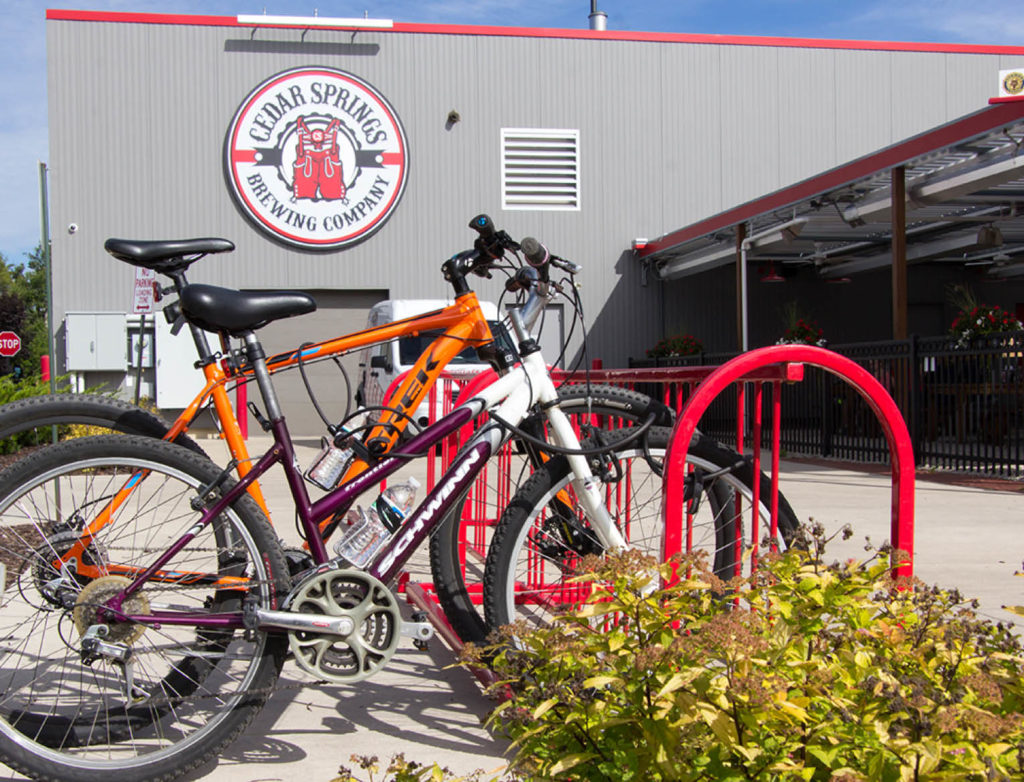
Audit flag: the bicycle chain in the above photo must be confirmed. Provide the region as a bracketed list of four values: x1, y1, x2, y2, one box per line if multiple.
[37, 540, 366, 708]
[53, 587, 329, 712]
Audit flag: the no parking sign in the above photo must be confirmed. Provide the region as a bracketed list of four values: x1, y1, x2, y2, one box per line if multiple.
[132, 267, 156, 314]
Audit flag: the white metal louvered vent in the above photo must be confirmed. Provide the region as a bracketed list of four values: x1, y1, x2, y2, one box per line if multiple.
[501, 128, 580, 211]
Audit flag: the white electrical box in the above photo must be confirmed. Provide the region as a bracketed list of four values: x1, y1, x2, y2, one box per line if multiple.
[64, 312, 127, 370]
[155, 313, 205, 408]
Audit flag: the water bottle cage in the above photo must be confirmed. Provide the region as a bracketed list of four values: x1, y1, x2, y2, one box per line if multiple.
[375, 496, 404, 533]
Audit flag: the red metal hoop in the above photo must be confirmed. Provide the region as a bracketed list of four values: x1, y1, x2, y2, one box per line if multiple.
[663, 344, 915, 579]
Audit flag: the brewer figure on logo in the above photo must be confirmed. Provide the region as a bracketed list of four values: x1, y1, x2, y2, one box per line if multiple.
[293, 117, 346, 201]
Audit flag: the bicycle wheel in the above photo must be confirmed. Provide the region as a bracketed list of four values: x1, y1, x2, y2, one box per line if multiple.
[0, 393, 205, 456]
[428, 384, 674, 644]
[0, 435, 289, 782]
[483, 426, 799, 632]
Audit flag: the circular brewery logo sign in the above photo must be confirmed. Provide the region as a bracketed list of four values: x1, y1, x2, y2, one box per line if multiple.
[225, 67, 408, 250]
[1004, 70, 1024, 96]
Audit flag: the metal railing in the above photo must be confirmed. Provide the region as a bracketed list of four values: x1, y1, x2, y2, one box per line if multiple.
[630, 331, 1024, 479]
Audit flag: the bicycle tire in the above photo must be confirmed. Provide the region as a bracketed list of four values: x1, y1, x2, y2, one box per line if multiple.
[483, 426, 800, 633]
[429, 384, 799, 644]
[0, 393, 205, 456]
[0, 435, 289, 782]
[428, 384, 670, 644]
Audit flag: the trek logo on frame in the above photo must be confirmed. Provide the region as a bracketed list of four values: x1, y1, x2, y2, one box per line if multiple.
[225, 67, 408, 250]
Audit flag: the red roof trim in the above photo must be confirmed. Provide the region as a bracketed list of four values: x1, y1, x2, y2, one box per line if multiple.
[639, 101, 1024, 258]
[990, 95, 1024, 104]
[45, 9, 236, 27]
[45, 9, 1024, 55]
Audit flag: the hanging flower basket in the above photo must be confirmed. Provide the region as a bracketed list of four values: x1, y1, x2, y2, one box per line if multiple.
[777, 318, 825, 346]
[646, 334, 703, 358]
[950, 304, 1023, 348]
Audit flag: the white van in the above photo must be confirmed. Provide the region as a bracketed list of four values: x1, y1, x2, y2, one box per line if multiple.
[355, 299, 510, 428]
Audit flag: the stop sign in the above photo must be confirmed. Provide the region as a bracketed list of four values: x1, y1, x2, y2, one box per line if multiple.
[0, 331, 21, 357]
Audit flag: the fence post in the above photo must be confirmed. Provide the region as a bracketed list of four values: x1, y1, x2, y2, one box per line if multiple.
[821, 370, 833, 457]
[908, 334, 920, 465]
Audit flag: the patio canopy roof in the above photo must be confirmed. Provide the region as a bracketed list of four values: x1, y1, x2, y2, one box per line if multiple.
[639, 98, 1024, 283]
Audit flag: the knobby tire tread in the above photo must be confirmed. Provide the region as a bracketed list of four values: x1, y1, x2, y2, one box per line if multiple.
[0, 393, 205, 456]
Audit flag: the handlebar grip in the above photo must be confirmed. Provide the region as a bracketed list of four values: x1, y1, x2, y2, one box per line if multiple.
[468, 214, 496, 238]
[520, 236, 549, 268]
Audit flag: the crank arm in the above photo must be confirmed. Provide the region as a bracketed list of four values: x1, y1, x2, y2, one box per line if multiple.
[253, 607, 355, 638]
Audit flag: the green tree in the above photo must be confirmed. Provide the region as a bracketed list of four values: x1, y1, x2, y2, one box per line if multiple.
[0, 244, 49, 379]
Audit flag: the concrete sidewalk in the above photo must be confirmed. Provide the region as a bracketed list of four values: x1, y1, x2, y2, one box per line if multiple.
[180, 443, 1022, 782]
[2, 441, 1021, 781]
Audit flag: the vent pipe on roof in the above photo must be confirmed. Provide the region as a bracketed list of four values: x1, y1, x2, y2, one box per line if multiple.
[589, 0, 607, 30]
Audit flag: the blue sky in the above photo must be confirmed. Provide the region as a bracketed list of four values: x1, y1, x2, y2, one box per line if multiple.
[3, 0, 1023, 262]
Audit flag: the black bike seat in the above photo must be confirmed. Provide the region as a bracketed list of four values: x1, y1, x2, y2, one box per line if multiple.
[104, 238, 235, 276]
[179, 283, 316, 336]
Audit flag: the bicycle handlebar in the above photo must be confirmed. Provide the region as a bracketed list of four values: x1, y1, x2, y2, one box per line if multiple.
[454, 214, 581, 280]
[447, 216, 582, 342]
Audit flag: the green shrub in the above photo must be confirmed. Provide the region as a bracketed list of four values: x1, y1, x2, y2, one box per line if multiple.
[479, 537, 1024, 781]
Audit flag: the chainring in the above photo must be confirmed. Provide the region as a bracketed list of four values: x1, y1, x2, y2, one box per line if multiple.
[284, 566, 400, 683]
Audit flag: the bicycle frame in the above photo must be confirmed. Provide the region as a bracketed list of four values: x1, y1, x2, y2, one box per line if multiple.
[54, 292, 499, 574]
[145, 290, 497, 520]
[98, 348, 624, 630]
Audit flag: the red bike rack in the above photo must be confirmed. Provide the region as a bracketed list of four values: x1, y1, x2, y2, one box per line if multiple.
[663, 344, 915, 580]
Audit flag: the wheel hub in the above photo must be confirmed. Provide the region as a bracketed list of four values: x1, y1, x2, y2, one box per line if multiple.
[31, 526, 106, 607]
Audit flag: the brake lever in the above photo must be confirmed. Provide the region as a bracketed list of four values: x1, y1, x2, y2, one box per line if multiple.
[496, 230, 520, 252]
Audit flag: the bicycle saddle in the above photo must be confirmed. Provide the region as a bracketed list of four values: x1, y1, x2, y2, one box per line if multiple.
[179, 283, 316, 336]
[104, 238, 235, 276]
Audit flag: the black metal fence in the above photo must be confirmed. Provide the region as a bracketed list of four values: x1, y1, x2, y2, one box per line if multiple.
[629, 331, 1024, 479]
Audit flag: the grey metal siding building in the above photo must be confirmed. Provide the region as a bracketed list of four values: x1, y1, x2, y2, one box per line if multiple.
[45, 11, 1024, 426]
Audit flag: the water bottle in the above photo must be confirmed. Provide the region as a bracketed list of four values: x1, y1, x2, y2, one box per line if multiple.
[306, 436, 355, 490]
[334, 477, 420, 567]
